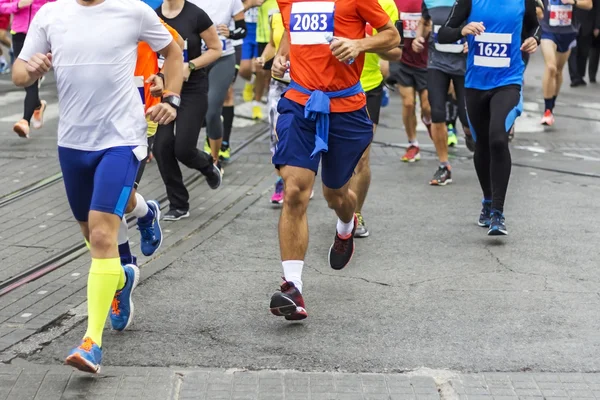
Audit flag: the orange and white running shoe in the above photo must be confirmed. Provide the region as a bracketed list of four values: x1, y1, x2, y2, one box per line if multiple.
[13, 119, 30, 138]
[32, 100, 47, 129]
[540, 110, 555, 126]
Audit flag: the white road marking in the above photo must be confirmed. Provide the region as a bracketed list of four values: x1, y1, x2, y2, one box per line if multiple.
[0, 101, 59, 122]
[514, 145, 546, 153]
[563, 152, 600, 162]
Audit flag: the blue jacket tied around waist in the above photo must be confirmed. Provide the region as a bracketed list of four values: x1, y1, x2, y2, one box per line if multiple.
[287, 80, 365, 159]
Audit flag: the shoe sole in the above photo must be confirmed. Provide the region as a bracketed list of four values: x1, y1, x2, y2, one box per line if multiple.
[143, 200, 163, 257]
[207, 164, 222, 190]
[122, 264, 140, 331]
[32, 100, 46, 129]
[270, 199, 284, 204]
[430, 179, 453, 186]
[478, 221, 490, 227]
[354, 230, 370, 238]
[270, 293, 307, 320]
[65, 353, 100, 374]
[13, 125, 29, 139]
[402, 154, 421, 163]
[328, 241, 355, 270]
[162, 212, 190, 221]
[488, 228, 508, 236]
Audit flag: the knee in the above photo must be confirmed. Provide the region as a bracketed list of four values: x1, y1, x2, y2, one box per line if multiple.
[402, 99, 416, 114]
[547, 64, 558, 77]
[282, 179, 311, 213]
[174, 142, 195, 164]
[490, 134, 508, 154]
[324, 189, 346, 211]
[89, 225, 114, 252]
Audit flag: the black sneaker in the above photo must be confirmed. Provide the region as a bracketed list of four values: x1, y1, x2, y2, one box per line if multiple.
[270, 280, 307, 320]
[200, 164, 222, 189]
[163, 209, 190, 221]
[465, 133, 475, 152]
[328, 215, 358, 270]
[429, 166, 452, 186]
[478, 200, 492, 227]
[488, 210, 508, 236]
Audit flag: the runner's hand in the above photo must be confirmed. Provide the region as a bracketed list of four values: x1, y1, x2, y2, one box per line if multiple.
[461, 21, 485, 36]
[217, 24, 230, 38]
[146, 103, 177, 125]
[330, 37, 360, 63]
[412, 37, 426, 53]
[25, 53, 52, 78]
[463, 42, 469, 53]
[521, 37, 538, 54]
[147, 74, 163, 97]
[272, 55, 288, 78]
[255, 57, 265, 67]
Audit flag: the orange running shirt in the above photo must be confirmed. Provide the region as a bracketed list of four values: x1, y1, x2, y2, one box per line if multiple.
[135, 20, 180, 112]
[278, 0, 390, 113]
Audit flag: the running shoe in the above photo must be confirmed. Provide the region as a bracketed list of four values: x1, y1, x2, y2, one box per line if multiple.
[219, 144, 231, 162]
[13, 119, 30, 139]
[540, 110, 555, 126]
[110, 264, 140, 331]
[252, 105, 263, 120]
[31, 100, 47, 129]
[163, 209, 190, 221]
[243, 82, 254, 102]
[381, 86, 390, 107]
[120, 254, 137, 267]
[202, 163, 222, 189]
[65, 337, 102, 374]
[464, 133, 475, 152]
[488, 210, 508, 236]
[354, 212, 369, 238]
[270, 280, 307, 320]
[328, 214, 358, 270]
[203, 137, 211, 154]
[0, 62, 10, 74]
[270, 178, 284, 204]
[430, 165, 452, 186]
[401, 145, 421, 163]
[447, 124, 458, 147]
[138, 200, 162, 257]
[478, 200, 492, 227]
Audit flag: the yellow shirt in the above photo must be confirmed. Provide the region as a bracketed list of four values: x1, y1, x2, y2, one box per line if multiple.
[257, 0, 279, 43]
[360, 0, 398, 92]
[271, 11, 284, 51]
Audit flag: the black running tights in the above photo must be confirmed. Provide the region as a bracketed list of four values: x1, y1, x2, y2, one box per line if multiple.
[153, 86, 213, 211]
[12, 33, 41, 123]
[465, 85, 521, 213]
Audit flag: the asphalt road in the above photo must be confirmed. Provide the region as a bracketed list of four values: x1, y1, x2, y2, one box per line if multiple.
[2, 53, 600, 374]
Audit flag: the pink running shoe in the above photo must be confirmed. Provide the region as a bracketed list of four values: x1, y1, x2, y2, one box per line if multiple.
[270, 178, 284, 204]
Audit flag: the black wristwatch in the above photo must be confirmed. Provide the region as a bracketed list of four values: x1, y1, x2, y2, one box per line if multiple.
[162, 94, 181, 109]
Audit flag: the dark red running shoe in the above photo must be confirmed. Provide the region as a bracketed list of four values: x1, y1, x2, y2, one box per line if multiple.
[328, 215, 358, 270]
[270, 281, 307, 320]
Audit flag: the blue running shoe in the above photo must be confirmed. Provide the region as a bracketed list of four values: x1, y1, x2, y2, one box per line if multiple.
[120, 254, 137, 267]
[381, 86, 390, 107]
[138, 200, 162, 257]
[478, 200, 492, 227]
[110, 264, 140, 331]
[65, 337, 102, 374]
[488, 210, 508, 236]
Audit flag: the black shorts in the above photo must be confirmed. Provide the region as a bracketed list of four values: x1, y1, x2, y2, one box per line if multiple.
[366, 83, 384, 125]
[427, 68, 468, 126]
[257, 42, 273, 70]
[134, 136, 155, 189]
[233, 44, 242, 82]
[388, 62, 427, 92]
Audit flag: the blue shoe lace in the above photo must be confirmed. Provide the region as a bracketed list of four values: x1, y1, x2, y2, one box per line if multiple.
[490, 210, 505, 227]
[275, 178, 284, 194]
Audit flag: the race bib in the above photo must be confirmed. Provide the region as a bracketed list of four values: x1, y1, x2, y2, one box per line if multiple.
[202, 37, 227, 52]
[401, 12, 420, 39]
[433, 25, 464, 53]
[134, 76, 145, 105]
[289, 1, 334, 45]
[474, 33, 512, 68]
[549, 1, 572, 27]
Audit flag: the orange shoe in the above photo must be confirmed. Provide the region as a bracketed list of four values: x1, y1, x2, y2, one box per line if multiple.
[540, 110, 554, 126]
[32, 100, 47, 129]
[13, 119, 30, 138]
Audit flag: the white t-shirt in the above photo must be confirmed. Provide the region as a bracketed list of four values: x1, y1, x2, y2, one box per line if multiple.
[18, 0, 173, 152]
[189, 0, 244, 56]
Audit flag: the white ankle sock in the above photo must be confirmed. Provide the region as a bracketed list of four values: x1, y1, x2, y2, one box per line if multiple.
[282, 260, 303, 293]
[131, 193, 149, 218]
[336, 218, 354, 237]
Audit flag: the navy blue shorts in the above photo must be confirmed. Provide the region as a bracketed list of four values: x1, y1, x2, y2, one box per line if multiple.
[58, 146, 141, 222]
[541, 31, 577, 53]
[273, 97, 373, 190]
[242, 23, 258, 60]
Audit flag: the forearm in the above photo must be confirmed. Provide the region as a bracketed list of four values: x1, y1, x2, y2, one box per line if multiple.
[356, 28, 399, 54]
[415, 18, 428, 40]
[575, 0, 593, 10]
[524, 0, 541, 43]
[260, 41, 276, 61]
[162, 51, 183, 95]
[189, 48, 221, 69]
[378, 47, 402, 61]
[11, 59, 38, 87]
[438, 0, 470, 43]
[276, 30, 290, 59]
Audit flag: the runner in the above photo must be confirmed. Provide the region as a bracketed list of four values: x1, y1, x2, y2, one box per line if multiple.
[350, 0, 401, 238]
[446, 84, 458, 146]
[253, 0, 279, 120]
[388, 0, 431, 163]
[192, 0, 245, 173]
[12, 0, 184, 372]
[0, 11, 11, 73]
[1, 0, 53, 138]
[155, 0, 224, 222]
[239, 4, 263, 102]
[539, 0, 592, 126]
[438, 0, 540, 235]
[268, 0, 399, 320]
[413, 0, 474, 186]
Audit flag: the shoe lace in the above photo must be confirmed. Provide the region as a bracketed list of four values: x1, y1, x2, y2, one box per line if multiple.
[138, 223, 155, 241]
[333, 234, 350, 253]
[111, 294, 121, 316]
[275, 179, 284, 193]
[407, 146, 418, 157]
[356, 213, 365, 227]
[433, 167, 445, 180]
[80, 337, 94, 351]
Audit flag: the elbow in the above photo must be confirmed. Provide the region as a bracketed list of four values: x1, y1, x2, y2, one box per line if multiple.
[11, 62, 30, 87]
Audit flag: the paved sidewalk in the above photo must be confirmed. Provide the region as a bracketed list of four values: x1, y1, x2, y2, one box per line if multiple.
[4, 363, 600, 400]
